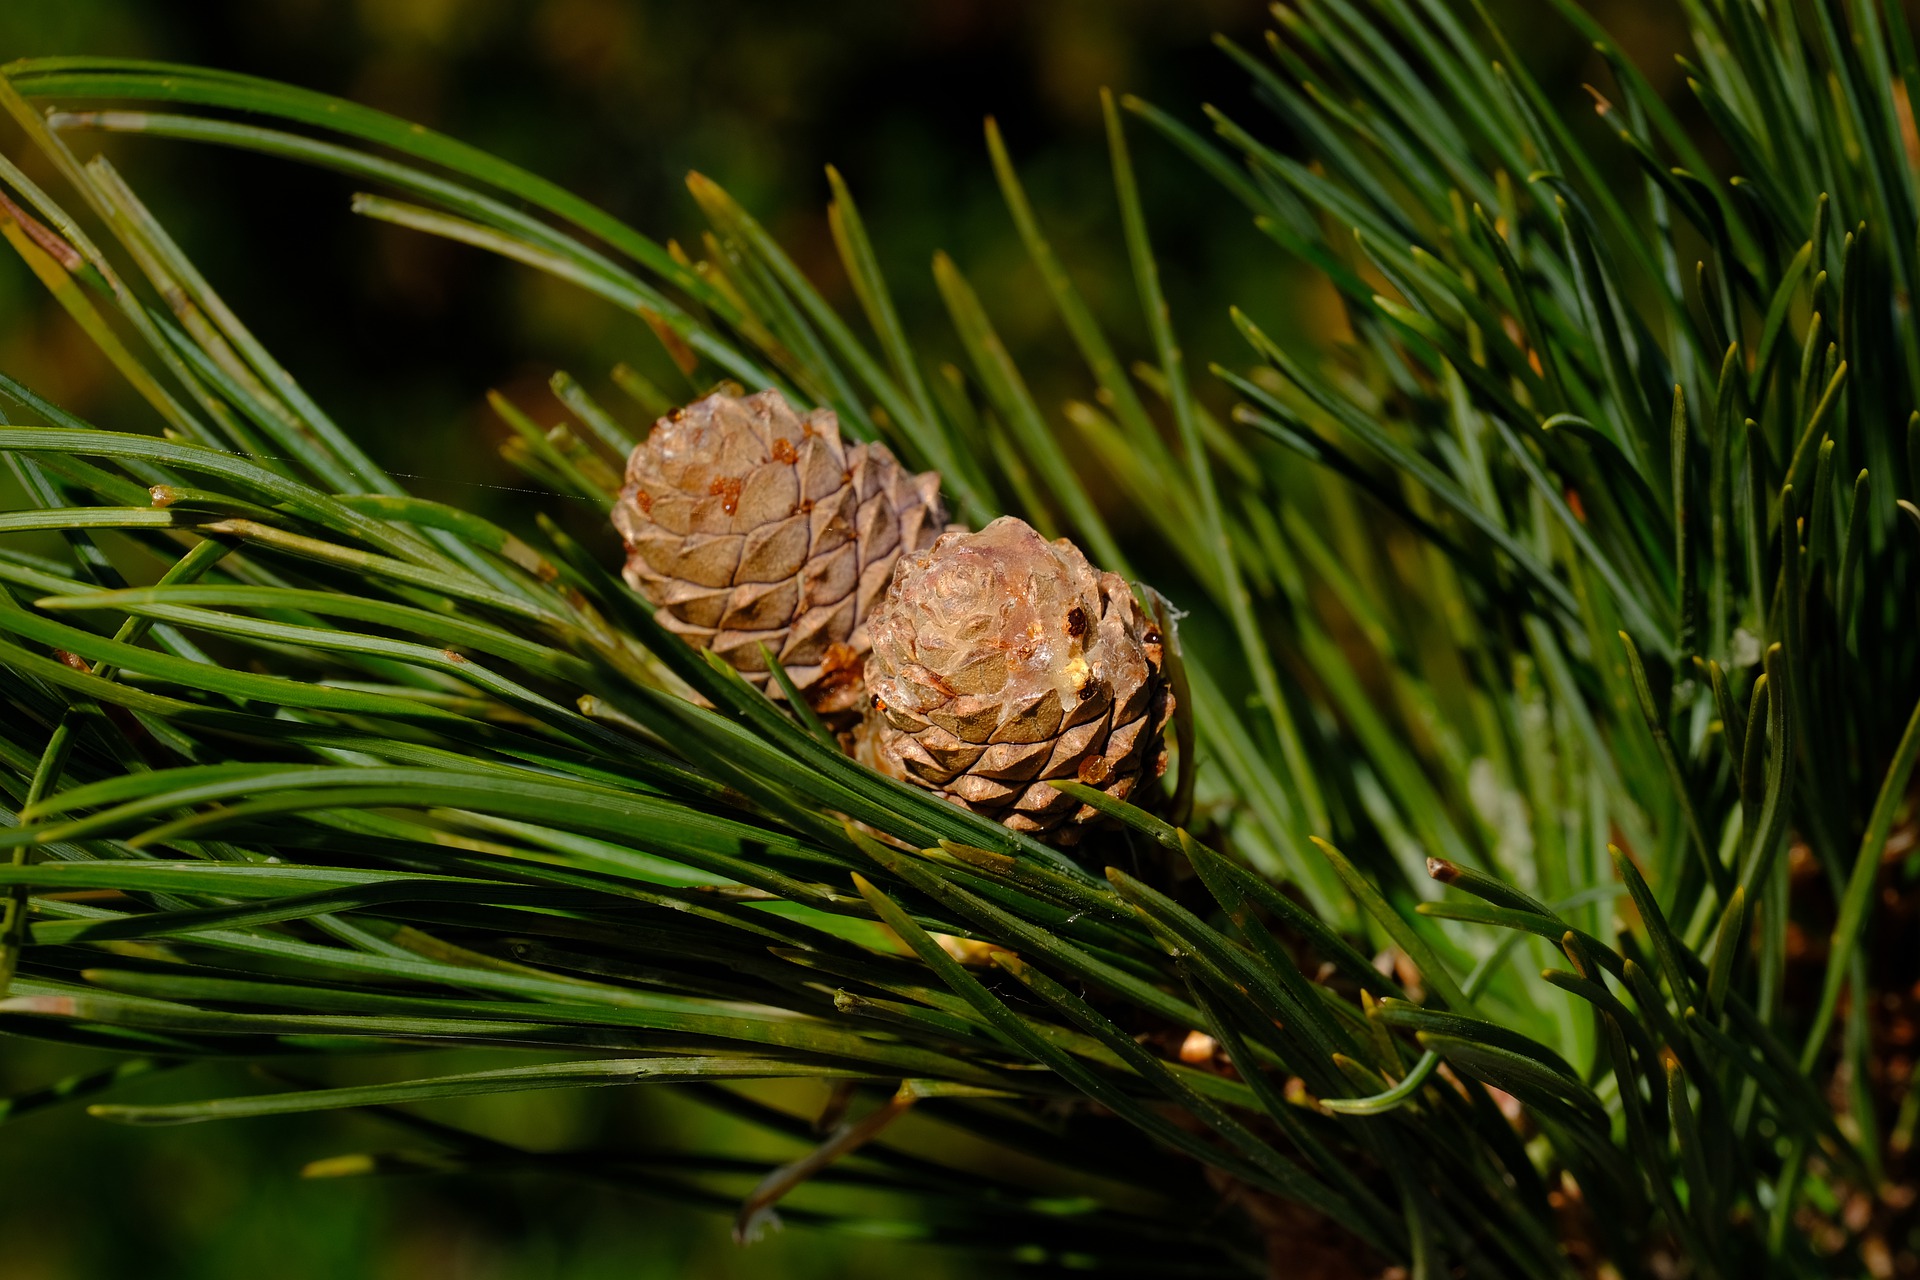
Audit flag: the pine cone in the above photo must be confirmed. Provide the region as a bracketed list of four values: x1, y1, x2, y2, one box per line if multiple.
[612, 389, 948, 714]
[860, 516, 1172, 844]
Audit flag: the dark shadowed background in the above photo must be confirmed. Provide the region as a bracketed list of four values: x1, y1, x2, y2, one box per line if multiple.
[0, 1, 1686, 1276]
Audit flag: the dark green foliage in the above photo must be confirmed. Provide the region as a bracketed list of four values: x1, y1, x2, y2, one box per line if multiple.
[1, 1, 1919, 1274]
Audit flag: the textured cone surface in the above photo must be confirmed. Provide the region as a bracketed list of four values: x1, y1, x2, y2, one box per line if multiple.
[613, 389, 948, 713]
[861, 516, 1172, 844]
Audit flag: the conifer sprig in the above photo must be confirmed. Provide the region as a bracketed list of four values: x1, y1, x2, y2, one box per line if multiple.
[1, 0, 1918, 1273]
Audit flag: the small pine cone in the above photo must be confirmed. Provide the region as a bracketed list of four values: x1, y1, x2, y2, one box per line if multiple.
[860, 516, 1172, 845]
[612, 389, 948, 714]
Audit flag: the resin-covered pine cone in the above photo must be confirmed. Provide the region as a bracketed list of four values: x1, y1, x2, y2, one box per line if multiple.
[612, 389, 948, 714]
[860, 516, 1172, 844]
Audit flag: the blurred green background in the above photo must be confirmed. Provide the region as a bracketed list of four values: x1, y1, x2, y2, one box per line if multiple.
[0, 1, 1687, 1276]
[0, 0, 1302, 538]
